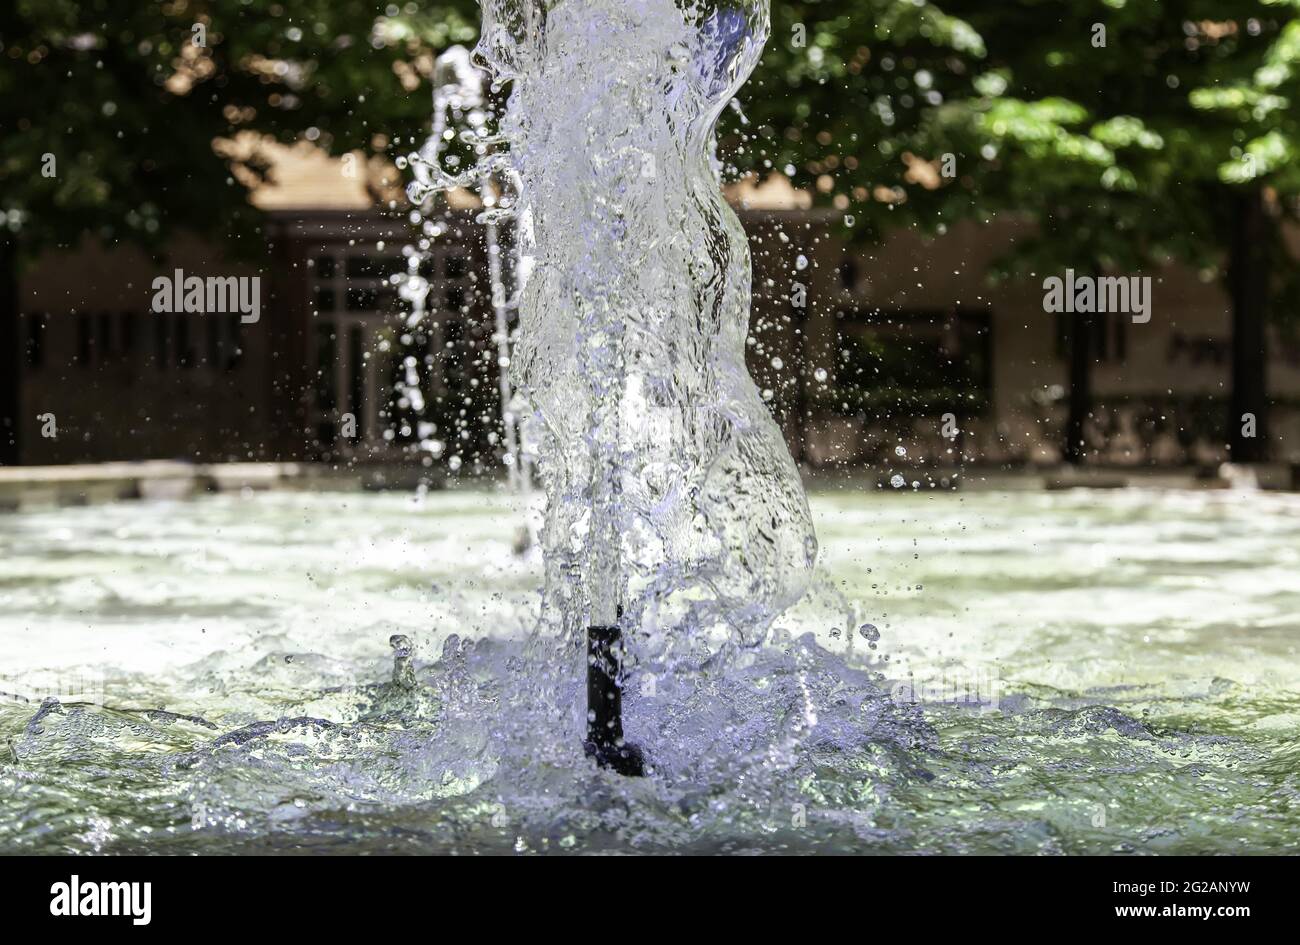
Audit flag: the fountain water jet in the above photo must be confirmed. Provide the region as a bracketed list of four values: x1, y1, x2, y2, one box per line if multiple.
[401, 46, 536, 499]
[473, 0, 816, 772]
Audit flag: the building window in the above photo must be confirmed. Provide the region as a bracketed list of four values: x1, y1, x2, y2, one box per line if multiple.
[97, 312, 114, 361]
[838, 258, 859, 291]
[348, 325, 366, 441]
[224, 314, 243, 371]
[344, 287, 395, 312]
[175, 312, 194, 369]
[344, 254, 399, 280]
[313, 255, 336, 279]
[154, 313, 170, 370]
[315, 324, 337, 412]
[1055, 311, 1127, 364]
[76, 312, 92, 367]
[207, 314, 221, 368]
[833, 307, 993, 415]
[120, 311, 137, 356]
[25, 312, 47, 369]
[346, 287, 378, 311]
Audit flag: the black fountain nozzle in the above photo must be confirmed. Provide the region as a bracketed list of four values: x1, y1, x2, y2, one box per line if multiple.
[584, 623, 646, 777]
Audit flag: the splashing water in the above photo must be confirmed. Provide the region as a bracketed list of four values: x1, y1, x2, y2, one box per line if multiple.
[478, 0, 816, 654]
[4, 490, 1300, 853]
[397, 0, 836, 787]
[5, 0, 1297, 855]
[398, 45, 535, 494]
[397, 0, 827, 783]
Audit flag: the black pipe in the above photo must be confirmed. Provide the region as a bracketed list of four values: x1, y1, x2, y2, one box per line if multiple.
[584, 623, 645, 776]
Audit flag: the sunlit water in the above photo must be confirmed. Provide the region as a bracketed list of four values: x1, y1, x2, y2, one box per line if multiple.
[2, 487, 1297, 854]
[415, 0, 816, 645]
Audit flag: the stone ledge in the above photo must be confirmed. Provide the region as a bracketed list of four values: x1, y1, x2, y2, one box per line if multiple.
[0, 461, 449, 510]
[803, 463, 1300, 493]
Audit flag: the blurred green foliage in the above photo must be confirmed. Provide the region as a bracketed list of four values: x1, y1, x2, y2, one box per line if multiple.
[0, 0, 478, 260]
[734, 2, 1299, 315]
[1, 0, 1297, 310]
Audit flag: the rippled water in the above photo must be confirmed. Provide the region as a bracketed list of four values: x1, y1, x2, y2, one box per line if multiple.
[2, 487, 1297, 854]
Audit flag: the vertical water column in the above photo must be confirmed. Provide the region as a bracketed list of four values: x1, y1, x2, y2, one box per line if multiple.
[476, 0, 816, 668]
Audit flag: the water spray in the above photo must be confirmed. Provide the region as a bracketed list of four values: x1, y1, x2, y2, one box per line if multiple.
[461, 0, 813, 778]
[401, 47, 534, 504]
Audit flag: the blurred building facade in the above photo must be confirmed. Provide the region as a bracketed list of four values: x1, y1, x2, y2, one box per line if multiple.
[792, 216, 1300, 470]
[9, 159, 1300, 471]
